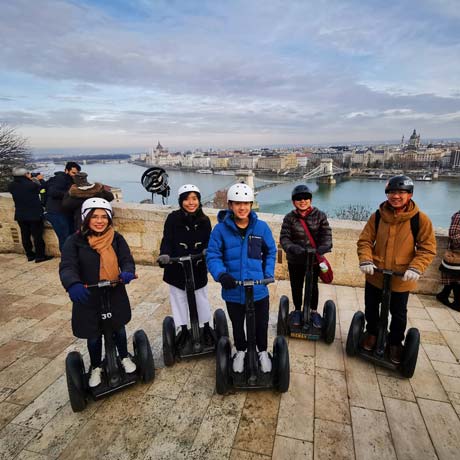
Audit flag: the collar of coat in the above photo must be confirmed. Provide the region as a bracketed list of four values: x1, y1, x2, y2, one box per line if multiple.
[380, 199, 420, 224]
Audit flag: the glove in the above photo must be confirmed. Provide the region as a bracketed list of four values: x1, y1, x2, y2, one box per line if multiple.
[119, 272, 136, 284]
[288, 245, 306, 256]
[218, 273, 237, 290]
[157, 254, 170, 267]
[360, 262, 376, 276]
[68, 283, 90, 304]
[403, 268, 420, 282]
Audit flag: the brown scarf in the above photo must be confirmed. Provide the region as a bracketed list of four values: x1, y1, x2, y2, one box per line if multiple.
[88, 227, 119, 281]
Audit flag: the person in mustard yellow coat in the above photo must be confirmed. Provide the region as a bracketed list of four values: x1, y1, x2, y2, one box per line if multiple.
[357, 175, 436, 364]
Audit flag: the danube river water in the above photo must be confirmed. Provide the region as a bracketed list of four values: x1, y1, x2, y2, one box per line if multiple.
[44, 162, 459, 229]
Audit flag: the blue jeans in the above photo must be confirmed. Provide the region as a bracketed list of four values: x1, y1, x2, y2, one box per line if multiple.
[87, 326, 129, 368]
[45, 212, 74, 251]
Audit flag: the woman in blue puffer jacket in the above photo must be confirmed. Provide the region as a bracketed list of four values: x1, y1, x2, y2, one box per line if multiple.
[206, 183, 277, 375]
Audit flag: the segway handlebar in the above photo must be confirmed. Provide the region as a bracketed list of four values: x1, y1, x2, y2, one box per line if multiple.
[235, 278, 275, 287]
[84, 275, 138, 289]
[374, 268, 404, 277]
[168, 253, 205, 264]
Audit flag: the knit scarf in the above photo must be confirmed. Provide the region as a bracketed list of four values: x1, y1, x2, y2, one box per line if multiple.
[295, 206, 314, 219]
[88, 227, 119, 281]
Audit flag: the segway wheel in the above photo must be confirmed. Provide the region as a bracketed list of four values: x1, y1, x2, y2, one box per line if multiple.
[162, 316, 176, 367]
[213, 308, 229, 342]
[216, 336, 231, 395]
[273, 335, 290, 393]
[400, 328, 420, 378]
[133, 329, 155, 383]
[277, 295, 290, 336]
[322, 300, 337, 344]
[346, 311, 365, 356]
[65, 351, 87, 412]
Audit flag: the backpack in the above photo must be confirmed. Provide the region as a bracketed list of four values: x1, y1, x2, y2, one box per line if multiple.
[374, 209, 420, 247]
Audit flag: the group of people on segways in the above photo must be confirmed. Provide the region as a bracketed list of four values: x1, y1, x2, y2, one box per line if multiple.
[60, 174, 437, 411]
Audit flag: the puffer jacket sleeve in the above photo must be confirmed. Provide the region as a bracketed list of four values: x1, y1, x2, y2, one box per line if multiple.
[280, 213, 298, 254]
[357, 212, 378, 264]
[408, 211, 436, 273]
[115, 233, 135, 274]
[206, 224, 227, 281]
[261, 222, 277, 278]
[316, 212, 333, 255]
[59, 236, 82, 290]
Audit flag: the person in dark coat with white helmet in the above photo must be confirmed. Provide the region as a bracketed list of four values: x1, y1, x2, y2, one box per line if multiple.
[280, 185, 332, 328]
[157, 184, 213, 344]
[59, 198, 137, 388]
[8, 167, 53, 263]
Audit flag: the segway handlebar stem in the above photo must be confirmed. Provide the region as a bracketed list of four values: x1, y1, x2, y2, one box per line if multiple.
[84, 275, 138, 289]
[168, 253, 205, 264]
[374, 268, 404, 277]
[235, 278, 275, 287]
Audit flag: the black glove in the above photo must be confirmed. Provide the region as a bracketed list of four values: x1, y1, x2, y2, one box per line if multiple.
[288, 245, 306, 256]
[218, 273, 237, 289]
[157, 254, 170, 268]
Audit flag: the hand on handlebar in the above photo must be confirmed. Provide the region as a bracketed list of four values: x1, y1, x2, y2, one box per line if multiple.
[119, 272, 136, 284]
[218, 273, 237, 289]
[359, 262, 377, 276]
[288, 245, 306, 256]
[402, 268, 420, 282]
[68, 283, 90, 303]
[157, 254, 170, 267]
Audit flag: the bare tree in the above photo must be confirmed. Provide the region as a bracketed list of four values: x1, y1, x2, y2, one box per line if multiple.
[0, 123, 32, 191]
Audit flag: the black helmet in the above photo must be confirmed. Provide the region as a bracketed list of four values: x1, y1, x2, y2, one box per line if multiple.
[291, 184, 312, 200]
[385, 175, 414, 194]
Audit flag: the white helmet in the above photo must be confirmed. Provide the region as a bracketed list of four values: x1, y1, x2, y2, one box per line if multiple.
[178, 184, 200, 196]
[81, 198, 113, 221]
[227, 183, 254, 202]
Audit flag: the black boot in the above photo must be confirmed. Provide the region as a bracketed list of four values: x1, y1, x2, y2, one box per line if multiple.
[449, 284, 460, 312]
[436, 284, 452, 307]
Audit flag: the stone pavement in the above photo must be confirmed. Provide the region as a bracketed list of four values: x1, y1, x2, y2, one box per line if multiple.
[1, 253, 460, 460]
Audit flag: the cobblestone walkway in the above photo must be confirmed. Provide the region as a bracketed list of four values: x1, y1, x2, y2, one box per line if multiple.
[1, 253, 460, 460]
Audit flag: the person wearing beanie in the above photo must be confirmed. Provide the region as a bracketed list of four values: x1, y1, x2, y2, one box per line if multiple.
[156, 184, 214, 345]
[8, 168, 53, 262]
[62, 171, 114, 229]
[59, 198, 137, 388]
[280, 185, 332, 328]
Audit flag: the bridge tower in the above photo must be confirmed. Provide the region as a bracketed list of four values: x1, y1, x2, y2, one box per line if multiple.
[318, 158, 336, 184]
[235, 169, 258, 209]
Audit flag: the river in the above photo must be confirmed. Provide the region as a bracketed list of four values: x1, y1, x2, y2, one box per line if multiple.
[42, 162, 459, 229]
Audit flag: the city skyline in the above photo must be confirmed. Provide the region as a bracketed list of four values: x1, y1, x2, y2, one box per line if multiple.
[1, 0, 459, 154]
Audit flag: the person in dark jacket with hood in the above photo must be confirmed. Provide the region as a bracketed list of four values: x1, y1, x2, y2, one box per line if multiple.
[206, 183, 277, 375]
[280, 185, 332, 328]
[59, 198, 136, 388]
[62, 171, 114, 229]
[8, 167, 53, 263]
[157, 184, 213, 344]
[45, 161, 81, 251]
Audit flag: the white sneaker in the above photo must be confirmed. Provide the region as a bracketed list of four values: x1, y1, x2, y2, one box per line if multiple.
[121, 356, 136, 374]
[259, 351, 272, 373]
[89, 367, 102, 388]
[233, 350, 246, 373]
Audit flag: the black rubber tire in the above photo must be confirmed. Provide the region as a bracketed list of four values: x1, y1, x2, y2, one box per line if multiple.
[65, 351, 87, 412]
[213, 308, 229, 342]
[400, 328, 420, 378]
[346, 311, 365, 356]
[322, 300, 337, 344]
[277, 295, 290, 336]
[162, 316, 176, 367]
[133, 329, 155, 383]
[216, 336, 231, 395]
[273, 335, 290, 393]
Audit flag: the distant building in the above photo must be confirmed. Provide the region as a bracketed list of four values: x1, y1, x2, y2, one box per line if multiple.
[451, 149, 460, 169]
[406, 129, 421, 151]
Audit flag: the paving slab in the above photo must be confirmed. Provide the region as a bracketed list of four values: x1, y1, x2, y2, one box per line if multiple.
[313, 419, 354, 460]
[271, 435, 313, 460]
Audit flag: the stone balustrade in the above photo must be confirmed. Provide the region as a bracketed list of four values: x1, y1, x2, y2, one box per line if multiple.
[0, 193, 448, 294]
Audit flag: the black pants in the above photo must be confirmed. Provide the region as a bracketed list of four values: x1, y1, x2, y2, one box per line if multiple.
[364, 282, 409, 345]
[226, 296, 269, 352]
[288, 262, 319, 311]
[18, 220, 45, 259]
[87, 326, 129, 368]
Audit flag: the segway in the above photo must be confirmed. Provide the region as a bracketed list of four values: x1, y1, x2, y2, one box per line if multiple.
[65, 278, 155, 412]
[162, 253, 229, 366]
[346, 268, 420, 378]
[216, 278, 290, 394]
[277, 248, 336, 343]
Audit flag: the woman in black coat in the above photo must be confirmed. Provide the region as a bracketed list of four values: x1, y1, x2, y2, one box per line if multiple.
[157, 184, 213, 343]
[59, 198, 137, 388]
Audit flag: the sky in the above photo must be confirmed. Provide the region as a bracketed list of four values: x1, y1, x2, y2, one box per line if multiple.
[1, 0, 459, 154]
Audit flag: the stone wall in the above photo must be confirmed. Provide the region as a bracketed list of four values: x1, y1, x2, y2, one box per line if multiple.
[0, 193, 448, 294]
